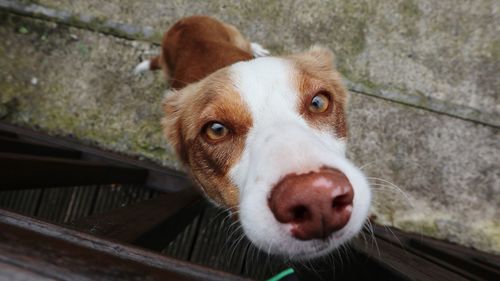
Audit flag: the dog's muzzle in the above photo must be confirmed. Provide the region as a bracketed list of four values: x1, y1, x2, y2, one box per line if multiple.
[268, 168, 354, 240]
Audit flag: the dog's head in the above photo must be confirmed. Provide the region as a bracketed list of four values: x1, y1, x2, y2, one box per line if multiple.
[162, 46, 371, 260]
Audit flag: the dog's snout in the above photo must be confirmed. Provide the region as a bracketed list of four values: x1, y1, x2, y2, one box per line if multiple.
[268, 168, 354, 240]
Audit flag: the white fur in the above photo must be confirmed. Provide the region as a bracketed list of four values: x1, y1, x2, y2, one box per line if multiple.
[133, 60, 151, 75]
[250, 42, 270, 58]
[227, 57, 371, 260]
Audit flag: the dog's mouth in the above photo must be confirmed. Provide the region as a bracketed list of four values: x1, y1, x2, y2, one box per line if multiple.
[238, 161, 371, 260]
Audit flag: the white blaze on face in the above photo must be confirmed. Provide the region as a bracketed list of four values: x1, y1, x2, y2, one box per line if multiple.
[227, 57, 371, 260]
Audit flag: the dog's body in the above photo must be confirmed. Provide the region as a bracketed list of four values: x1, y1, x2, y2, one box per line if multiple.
[134, 16, 267, 89]
[136, 16, 371, 260]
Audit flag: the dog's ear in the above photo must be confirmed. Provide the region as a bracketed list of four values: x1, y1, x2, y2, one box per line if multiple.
[289, 45, 336, 72]
[289, 45, 348, 108]
[161, 89, 188, 163]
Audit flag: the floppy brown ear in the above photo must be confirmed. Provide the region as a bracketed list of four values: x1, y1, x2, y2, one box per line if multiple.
[289, 45, 336, 72]
[288, 45, 348, 109]
[161, 90, 188, 163]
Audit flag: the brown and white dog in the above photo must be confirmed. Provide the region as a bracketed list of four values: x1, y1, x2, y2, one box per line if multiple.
[135, 16, 371, 260]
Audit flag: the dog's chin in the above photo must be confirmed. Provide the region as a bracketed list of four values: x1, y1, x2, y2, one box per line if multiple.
[275, 235, 353, 261]
[239, 197, 369, 261]
[239, 217, 363, 261]
[238, 172, 371, 260]
[290, 241, 345, 261]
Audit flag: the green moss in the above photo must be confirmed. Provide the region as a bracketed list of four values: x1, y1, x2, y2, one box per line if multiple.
[367, 0, 420, 38]
[356, 78, 380, 93]
[77, 42, 90, 57]
[398, 0, 421, 17]
[0, 77, 26, 119]
[0, 80, 23, 104]
[487, 40, 500, 60]
[394, 217, 440, 237]
[346, 21, 367, 57]
[18, 26, 29, 34]
[482, 222, 500, 253]
[0, 13, 177, 167]
[19, 0, 41, 4]
[151, 31, 164, 44]
[398, 0, 421, 37]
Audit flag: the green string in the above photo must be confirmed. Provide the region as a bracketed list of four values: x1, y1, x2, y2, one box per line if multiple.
[266, 268, 295, 281]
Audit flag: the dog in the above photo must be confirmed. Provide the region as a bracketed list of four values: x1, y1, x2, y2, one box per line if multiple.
[135, 16, 371, 260]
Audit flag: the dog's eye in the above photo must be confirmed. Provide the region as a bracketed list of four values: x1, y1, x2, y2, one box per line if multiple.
[204, 122, 229, 141]
[308, 92, 330, 113]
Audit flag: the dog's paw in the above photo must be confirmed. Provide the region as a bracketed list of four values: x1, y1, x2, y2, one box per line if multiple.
[133, 60, 151, 75]
[251, 42, 270, 58]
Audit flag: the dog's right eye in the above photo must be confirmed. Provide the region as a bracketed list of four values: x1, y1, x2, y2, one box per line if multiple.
[204, 122, 229, 142]
[308, 92, 330, 113]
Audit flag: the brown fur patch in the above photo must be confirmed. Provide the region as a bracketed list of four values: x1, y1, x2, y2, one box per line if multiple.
[222, 22, 252, 53]
[162, 69, 253, 208]
[159, 16, 254, 89]
[288, 47, 348, 138]
[158, 16, 258, 208]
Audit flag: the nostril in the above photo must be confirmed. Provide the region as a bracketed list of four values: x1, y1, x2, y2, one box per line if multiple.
[291, 205, 310, 222]
[332, 194, 352, 210]
[270, 169, 354, 240]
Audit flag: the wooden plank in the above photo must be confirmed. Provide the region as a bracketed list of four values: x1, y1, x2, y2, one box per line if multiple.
[162, 213, 203, 260]
[0, 261, 55, 281]
[0, 152, 148, 189]
[351, 234, 470, 281]
[70, 190, 201, 244]
[190, 205, 250, 276]
[0, 188, 42, 216]
[4, 186, 158, 226]
[90, 184, 155, 214]
[0, 129, 17, 138]
[0, 136, 81, 158]
[0, 122, 191, 192]
[0, 209, 254, 281]
[133, 198, 206, 251]
[36, 186, 76, 223]
[292, 252, 365, 281]
[61, 185, 99, 223]
[374, 225, 500, 281]
[35, 185, 97, 224]
[241, 246, 288, 281]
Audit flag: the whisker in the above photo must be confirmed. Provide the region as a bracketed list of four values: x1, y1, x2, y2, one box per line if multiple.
[359, 160, 379, 171]
[365, 219, 380, 257]
[368, 178, 415, 208]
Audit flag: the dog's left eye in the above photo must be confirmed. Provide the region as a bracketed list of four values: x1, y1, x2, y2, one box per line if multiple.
[309, 92, 330, 113]
[204, 122, 229, 141]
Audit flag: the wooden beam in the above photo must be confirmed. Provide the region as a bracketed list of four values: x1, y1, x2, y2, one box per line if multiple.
[0, 153, 147, 190]
[0, 136, 81, 158]
[0, 261, 55, 281]
[373, 225, 500, 281]
[133, 198, 207, 251]
[0, 208, 253, 281]
[70, 190, 203, 244]
[0, 129, 18, 138]
[0, 122, 192, 192]
[348, 232, 470, 281]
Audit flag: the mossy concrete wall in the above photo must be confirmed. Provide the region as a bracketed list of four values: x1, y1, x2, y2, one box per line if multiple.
[1, 0, 499, 254]
[34, 0, 500, 118]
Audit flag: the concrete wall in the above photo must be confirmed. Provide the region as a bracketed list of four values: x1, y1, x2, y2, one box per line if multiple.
[1, 0, 498, 253]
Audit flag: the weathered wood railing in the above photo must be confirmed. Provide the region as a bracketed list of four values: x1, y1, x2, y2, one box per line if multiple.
[0, 121, 499, 281]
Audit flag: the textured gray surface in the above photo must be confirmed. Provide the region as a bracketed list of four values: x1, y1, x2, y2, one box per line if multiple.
[34, 0, 500, 117]
[2, 0, 497, 126]
[0, 1, 499, 254]
[348, 94, 500, 252]
[0, 13, 178, 167]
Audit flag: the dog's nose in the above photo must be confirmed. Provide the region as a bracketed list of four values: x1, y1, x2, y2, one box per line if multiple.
[268, 168, 354, 240]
